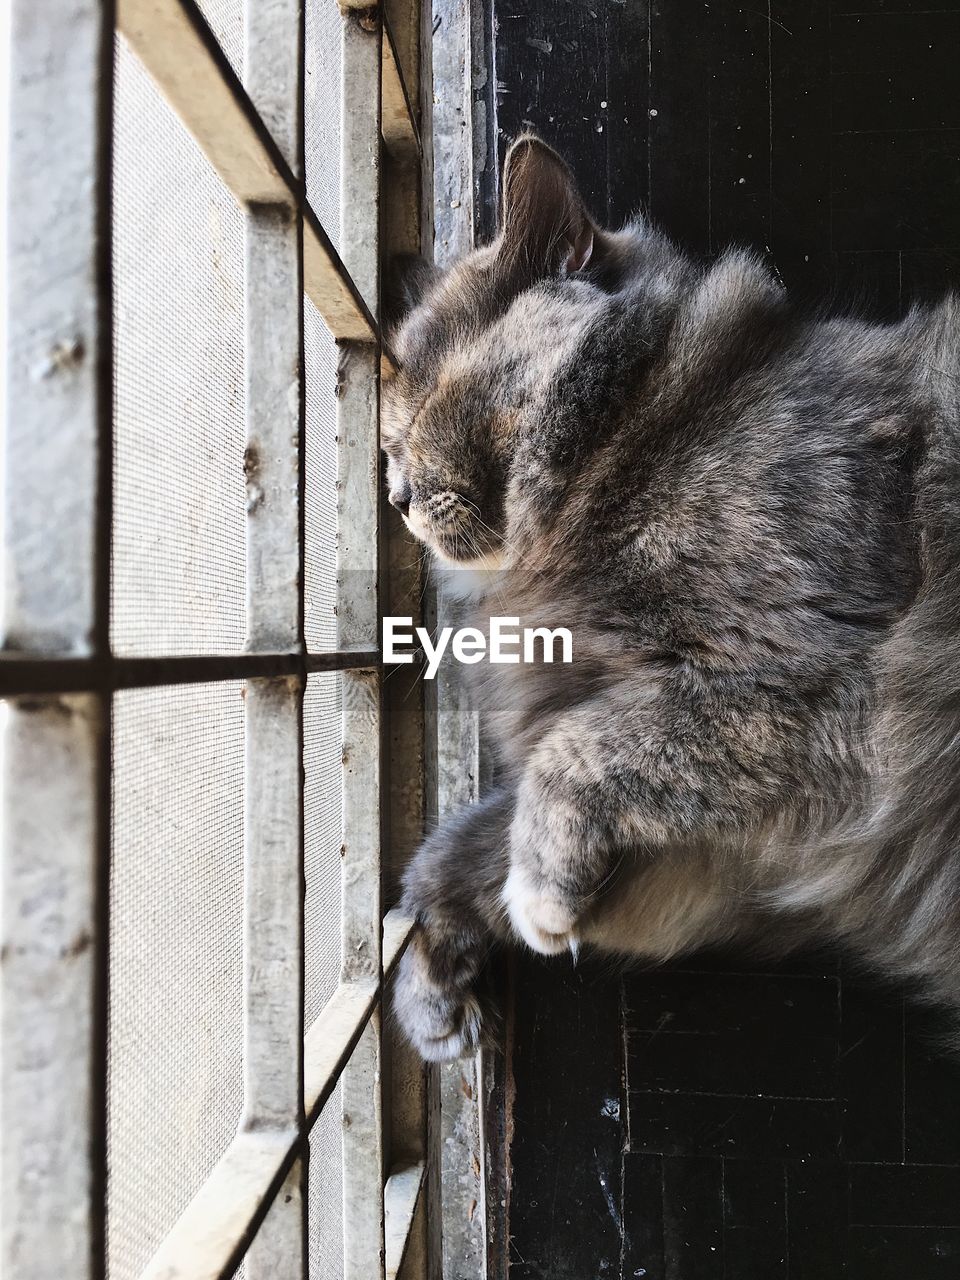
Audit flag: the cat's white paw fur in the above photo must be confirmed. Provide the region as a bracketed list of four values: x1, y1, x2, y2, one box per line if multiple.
[393, 941, 484, 1062]
[409, 992, 485, 1063]
[502, 862, 580, 955]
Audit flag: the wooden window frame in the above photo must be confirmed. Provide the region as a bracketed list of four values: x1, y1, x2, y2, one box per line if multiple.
[1, 1, 433, 1277]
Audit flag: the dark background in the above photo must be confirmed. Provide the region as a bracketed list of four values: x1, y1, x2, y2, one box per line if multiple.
[473, 2, 960, 1276]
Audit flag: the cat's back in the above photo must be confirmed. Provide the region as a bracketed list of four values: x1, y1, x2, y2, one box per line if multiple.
[499, 255, 928, 711]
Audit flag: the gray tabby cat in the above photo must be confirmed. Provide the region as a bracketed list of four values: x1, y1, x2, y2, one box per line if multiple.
[384, 134, 960, 1061]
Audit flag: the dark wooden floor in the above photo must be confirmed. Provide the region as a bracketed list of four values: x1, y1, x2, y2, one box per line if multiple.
[479, 2, 960, 1276]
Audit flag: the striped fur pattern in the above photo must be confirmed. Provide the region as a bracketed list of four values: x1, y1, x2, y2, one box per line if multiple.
[386, 136, 960, 1061]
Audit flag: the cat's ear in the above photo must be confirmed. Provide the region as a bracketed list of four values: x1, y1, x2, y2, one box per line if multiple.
[499, 134, 596, 280]
[383, 253, 442, 329]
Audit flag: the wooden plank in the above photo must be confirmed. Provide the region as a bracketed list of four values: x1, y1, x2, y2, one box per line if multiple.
[303, 978, 379, 1124]
[382, 14, 421, 157]
[248, 1158, 308, 1278]
[384, 1162, 427, 1280]
[341, 671, 383, 972]
[381, 9, 432, 1268]
[432, 0, 475, 263]
[244, 201, 301, 649]
[1, 696, 108, 1280]
[340, 685, 385, 1280]
[2, 5, 112, 1278]
[383, 909, 416, 979]
[344, 1015, 386, 1280]
[242, 685, 305, 1126]
[243, 204, 301, 649]
[302, 910, 414, 1126]
[336, 351, 381, 650]
[117, 0, 290, 203]
[428, 7, 488, 1276]
[335, 29, 385, 1273]
[118, 0, 384, 347]
[138, 1129, 300, 1280]
[4, 0, 112, 655]
[302, 208, 386, 345]
[237, 10, 304, 1267]
[142, 911, 415, 1275]
[337, 5, 388, 1207]
[241, 678, 306, 1278]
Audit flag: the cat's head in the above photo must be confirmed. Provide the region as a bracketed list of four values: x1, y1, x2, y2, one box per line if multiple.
[382, 134, 624, 566]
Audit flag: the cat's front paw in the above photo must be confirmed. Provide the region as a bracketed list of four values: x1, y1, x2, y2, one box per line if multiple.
[502, 861, 580, 956]
[393, 931, 486, 1061]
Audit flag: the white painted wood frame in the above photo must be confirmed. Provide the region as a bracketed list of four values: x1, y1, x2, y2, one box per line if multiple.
[1, 0, 433, 1276]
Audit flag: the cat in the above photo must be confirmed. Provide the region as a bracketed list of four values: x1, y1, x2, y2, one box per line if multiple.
[384, 133, 960, 1062]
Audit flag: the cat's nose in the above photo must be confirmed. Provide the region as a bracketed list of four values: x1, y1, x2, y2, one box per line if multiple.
[389, 480, 412, 516]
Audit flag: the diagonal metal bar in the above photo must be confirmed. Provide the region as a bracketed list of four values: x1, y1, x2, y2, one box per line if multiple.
[0, 651, 382, 697]
[116, 0, 394, 356]
[138, 1128, 301, 1280]
[303, 910, 414, 1126]
[133, 911, 413, 1280]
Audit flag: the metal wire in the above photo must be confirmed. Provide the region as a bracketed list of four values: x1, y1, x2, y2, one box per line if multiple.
[304, 671, 344, 1029]
[305, 0, 343, 252]
[304, 298, 341, 653]
[107, 682, 245, 1280]
[112, 34, 247, 657]
[309, 1081, 345, 1280]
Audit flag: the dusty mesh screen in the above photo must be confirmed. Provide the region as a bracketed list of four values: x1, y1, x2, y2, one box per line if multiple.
[304, 672, 344, 1027]
[107, 682, 245, 1280]
[111, 34, 247, 656]
[304, 0, 342, 653]
[196, 0, 243, 79]
[309, 1081, 345, 1280]
[303, 669, 344, 1280]
[305, 0, 343, 252]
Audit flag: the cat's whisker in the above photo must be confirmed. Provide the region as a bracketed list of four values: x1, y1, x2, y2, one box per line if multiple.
[400, 664, 427, 706]
[580, 854, 627, 904]
[466, 504, 544, 575]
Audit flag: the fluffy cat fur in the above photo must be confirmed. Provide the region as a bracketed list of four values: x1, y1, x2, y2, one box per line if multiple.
[384, 134, 960, 1061]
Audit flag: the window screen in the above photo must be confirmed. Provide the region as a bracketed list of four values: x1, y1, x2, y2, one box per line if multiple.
[304, 300, 340, 654]
[304, 671, 344, 1026]
[112, 35, 247, 657]
[3, 2, 430, 1279]
[108, 682, 245, 1279]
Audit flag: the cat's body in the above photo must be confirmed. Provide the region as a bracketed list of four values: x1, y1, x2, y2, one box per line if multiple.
[386, 136, 960, 1060]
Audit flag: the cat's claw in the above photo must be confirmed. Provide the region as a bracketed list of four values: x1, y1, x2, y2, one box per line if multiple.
[502, 862, 580, 956]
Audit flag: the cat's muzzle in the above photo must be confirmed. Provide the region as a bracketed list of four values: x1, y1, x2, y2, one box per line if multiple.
[412, 489, 483, 561]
